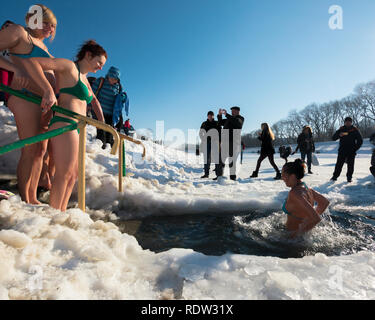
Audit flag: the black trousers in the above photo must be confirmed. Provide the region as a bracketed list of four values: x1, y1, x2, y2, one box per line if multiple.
[333, 152, 356, 179]
[216, 148, 240, 178]
[97, 114, 113, 147]
[203, 143, 220, 176]
[301, 151, 312, 171]
[255, 153, 280, 174]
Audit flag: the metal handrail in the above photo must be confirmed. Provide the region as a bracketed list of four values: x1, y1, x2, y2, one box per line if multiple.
[119, 133, 146, 159]
[117, 133, 147, 193]
[0, 84, 122, 212]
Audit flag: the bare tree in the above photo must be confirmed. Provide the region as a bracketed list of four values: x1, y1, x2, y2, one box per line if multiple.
[355, 81, 375, 122]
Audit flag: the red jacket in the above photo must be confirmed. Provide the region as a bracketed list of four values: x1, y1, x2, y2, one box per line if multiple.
[124, 120, 131, 128]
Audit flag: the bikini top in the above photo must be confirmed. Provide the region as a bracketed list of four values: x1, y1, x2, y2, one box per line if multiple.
[10, 28, 50, 59]
[59, 63, 93, 104]
[282, 182, 309, 221]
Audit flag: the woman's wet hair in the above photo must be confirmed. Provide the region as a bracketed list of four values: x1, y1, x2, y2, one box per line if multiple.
[75, 40, 107, 62]
[283, 159, 306, 180]
[25, 4, 58, 41]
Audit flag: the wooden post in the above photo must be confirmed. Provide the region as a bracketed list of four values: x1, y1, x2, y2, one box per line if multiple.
[78, 122, 86, 212]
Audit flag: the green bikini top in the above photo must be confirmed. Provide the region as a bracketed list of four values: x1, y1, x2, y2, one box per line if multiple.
[60, 63, 93, 104]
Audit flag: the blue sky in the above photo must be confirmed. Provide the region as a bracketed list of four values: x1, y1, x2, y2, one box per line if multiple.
[2, 0, 375, 136]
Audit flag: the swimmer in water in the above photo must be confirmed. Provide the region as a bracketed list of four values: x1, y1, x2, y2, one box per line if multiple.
[281, 159, 330, 238]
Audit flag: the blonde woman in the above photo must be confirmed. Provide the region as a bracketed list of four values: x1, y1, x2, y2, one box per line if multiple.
[250, 123, 281, 180]
[0, 4, 58, 204]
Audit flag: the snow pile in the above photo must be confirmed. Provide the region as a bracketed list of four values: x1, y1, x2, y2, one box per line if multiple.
[0, 196, 375, 300]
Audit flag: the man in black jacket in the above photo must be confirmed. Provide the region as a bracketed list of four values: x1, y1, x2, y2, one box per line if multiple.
[199, 111, 221, 178]
[331, 117, 363, 182]
[215, 106, 245, 181]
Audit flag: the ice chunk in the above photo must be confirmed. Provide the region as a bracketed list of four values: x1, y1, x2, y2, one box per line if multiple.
[0, 230, 32, 248]
[266, 271, 303, 291]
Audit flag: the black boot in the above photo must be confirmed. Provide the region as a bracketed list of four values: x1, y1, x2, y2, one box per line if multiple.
[250, 171, 258, 178]
[201, 174, 209, 179]
[274, 172, 281, 180]
[230, 175, 236, 181]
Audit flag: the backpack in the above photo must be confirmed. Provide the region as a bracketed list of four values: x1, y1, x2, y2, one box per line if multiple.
[87, 76, 97, 87]
[279, 145, 292, 159]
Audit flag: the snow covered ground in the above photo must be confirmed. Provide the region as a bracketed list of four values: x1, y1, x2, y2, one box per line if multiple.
[0, 106, 375, 300]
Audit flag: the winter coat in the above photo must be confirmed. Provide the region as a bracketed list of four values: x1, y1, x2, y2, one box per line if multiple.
[217, 114, 244, 131]
[200, 119, 220, 149]
[217, 113, 244, 153]
[258, 130, 275, 156]
[296, 133, 315, 153]
[332, 126, 363, 155]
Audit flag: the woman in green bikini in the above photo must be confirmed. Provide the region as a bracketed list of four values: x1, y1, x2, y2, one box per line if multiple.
[281, 159, 330, 238]
[29, 40, 107, 211]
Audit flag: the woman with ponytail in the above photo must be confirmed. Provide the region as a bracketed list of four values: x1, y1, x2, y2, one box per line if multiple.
[281, 159, 329, 238]
[28, 40, 107, 211]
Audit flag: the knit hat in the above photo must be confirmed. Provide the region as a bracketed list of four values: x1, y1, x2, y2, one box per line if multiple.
[106, 66, 121, 80]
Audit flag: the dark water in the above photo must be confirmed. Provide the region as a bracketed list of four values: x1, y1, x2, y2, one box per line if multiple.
[115, 208, 375, 259]
[2, 176, 374, 259]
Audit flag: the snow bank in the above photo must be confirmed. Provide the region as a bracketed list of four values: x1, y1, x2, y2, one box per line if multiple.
[0, 196, 375, 300]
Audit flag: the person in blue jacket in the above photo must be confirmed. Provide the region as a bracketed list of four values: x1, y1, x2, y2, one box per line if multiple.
[91, 66, 129, 148]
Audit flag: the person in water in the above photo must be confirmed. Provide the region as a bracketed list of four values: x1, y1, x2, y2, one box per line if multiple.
[281, 159, 330, 238]
[29, 40, 107, 211]
[0, 4, 58, 204]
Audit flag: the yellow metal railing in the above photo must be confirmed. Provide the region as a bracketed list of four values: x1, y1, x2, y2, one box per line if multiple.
[0, 84, 147, 212]
[118, 133, 146, 193]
